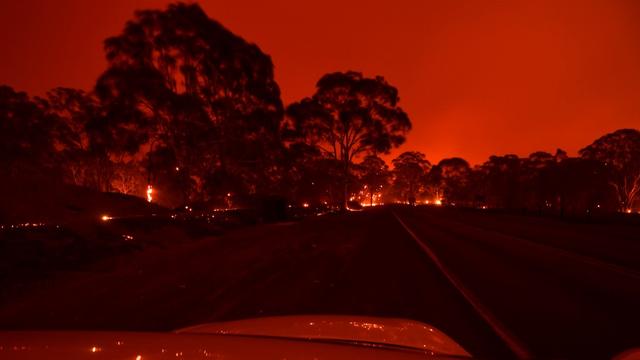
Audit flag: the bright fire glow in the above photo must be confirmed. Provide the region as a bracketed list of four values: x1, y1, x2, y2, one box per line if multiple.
[302, 203, 310, 208]
[146, 185, 153, 203]
[434, 199, 443, 206]
[101, 215, 112, 221]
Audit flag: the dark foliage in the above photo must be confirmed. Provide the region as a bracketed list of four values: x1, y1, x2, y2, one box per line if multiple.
[0, 3, 637, 216]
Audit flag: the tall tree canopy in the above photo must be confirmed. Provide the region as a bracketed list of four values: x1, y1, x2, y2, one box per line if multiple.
[43, 88, 115, 191]
[580, 128, 640, 212]
[477, 154, 522, 209]
[356, 155, 390, 206]
[391, 151, 430, 204]
[95, 2, 284, 206]
[428, 157, 471, 204]
[0, 86, 59, 179]
[285, 71, 411, 207]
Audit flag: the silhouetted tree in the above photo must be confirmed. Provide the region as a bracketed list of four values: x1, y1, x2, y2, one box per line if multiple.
[519, 151, 556, 212]
[580, 129, 640, 212]
[285, 71, 411, 208]
[0, 86, 59, 180]
[95, 2, 284, 206]
[110, 161, 144, 195]
[43, 88, 115, 191]
[356, 155, 390, 206]
[556, 157, 614, 215]
[429, 157, 472, 205]
[391, 151, 430, 204]
[477, 154, 523, 209]
[286, 140, 353, 206]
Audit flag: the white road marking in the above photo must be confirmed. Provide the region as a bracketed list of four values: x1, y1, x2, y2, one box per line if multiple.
[392, 211, 533, 360]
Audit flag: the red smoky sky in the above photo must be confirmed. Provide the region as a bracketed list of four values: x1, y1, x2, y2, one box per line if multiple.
[1, 0, 640, 164]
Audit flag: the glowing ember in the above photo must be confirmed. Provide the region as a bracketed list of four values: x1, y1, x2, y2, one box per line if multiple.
[434, 199, 443, 206]
[302, 203, 310, 208]
[0, 222, 47, 230]
[146, 185, 153, 203]
[101, 215, 112, 221]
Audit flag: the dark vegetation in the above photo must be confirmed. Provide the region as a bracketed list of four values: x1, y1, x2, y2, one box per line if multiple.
[0, 2, 639, 288]
[1, 5, 640, 357]
[1, 2, 638, 216]
[1, 2, 638, 222]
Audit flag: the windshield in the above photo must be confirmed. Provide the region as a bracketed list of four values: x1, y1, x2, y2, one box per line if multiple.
[1, 1, 640, 359]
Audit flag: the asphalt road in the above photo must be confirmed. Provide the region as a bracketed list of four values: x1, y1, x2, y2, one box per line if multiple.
[394, 206, 640, 359]
[1, 206, 639, 358]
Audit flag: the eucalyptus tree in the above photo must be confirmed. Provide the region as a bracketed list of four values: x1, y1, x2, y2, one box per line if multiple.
[0, 86, 59, 180]
[285, 71, 411, 208]
[391, 151, 430, 204]
[580, 129, 640, 212]
[357, 155, 390, 206]
[95, 3, 283, 205]
[431, 157, 472, 205]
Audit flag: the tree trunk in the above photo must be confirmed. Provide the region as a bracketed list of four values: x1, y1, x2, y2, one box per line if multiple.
[342, 158, 349, 210]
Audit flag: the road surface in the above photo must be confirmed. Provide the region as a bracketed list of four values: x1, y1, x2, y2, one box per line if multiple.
[1, 206, 639, 358]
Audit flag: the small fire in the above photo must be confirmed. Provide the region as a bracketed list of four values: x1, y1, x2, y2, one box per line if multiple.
[146, 185, 153, 203]
[101, 215, 112, 221]
[302, 203, 310, 208]
[434, 199, 443, 206]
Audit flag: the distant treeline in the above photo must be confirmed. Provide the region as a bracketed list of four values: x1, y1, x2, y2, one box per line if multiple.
[1, 3, 638, 215]
[382, 137, 639, 215]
